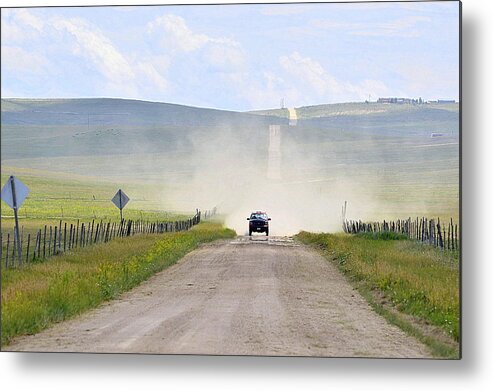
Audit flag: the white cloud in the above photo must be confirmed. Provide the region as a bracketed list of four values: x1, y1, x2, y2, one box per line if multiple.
[220, 53, 391, 110]
[205, 44, 245, 70]
[50, 16, 175, 97]
[148, 14, 240, 53]
[14, 8, 44, 32]
[147, 14, 246, 72]
[1, 46, 48, 74]
[2, 9, 174, 99]
[1, 8, 45, 43]
[1, 18, 24, 43]
[280, 52, 338, 96]
[279, 52, 390, 104]
[3, 7, 447, 109]
[52, 17, 136, 88]
[136, 61, 168, 90]
[148, 14, 209, 52]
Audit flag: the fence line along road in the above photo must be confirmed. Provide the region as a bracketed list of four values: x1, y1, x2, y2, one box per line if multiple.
[343, 216, 460, 252]
[1, 208, 217, 269]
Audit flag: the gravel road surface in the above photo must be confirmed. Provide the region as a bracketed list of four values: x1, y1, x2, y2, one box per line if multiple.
[7, 236, 431, 357]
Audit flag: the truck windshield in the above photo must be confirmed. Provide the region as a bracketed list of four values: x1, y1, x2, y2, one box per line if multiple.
[251, 213, 268, 220]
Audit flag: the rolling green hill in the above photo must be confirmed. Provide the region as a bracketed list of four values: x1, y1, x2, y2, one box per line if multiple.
[250, 101, 459, 120]
[1, 98, 285, 127]
[1, 98, 460, 220]
[1, 98, 283, 162]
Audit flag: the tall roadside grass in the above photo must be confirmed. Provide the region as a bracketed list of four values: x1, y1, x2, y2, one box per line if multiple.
[296, 231, 459, 358]
[1, 222, 235, 347]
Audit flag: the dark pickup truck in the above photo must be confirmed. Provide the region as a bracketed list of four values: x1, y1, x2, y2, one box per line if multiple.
[247, 211, 271, 236]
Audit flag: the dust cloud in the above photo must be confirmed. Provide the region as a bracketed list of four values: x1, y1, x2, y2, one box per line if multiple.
[160, 122, 384, 236]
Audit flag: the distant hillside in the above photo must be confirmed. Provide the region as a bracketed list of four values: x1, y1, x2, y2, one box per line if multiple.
[1, 99, 460, 164]
[250, 102, 459, 120]
[249, 108, 289, 119]
[1, 98, 285, 127]
[1, 98, 286, 162]
[2, 98, 459, 220]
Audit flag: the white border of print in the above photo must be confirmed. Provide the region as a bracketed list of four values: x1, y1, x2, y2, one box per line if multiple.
[1, 0, 492, 390]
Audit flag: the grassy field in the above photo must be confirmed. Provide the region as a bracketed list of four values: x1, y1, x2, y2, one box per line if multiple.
[0, 167, 201, 270]
[2, 99, 459, 222]
[296, 231, 460, 358]
[251, 101, 459, 119]
[0, 166, 190, 223]
[1, 222, 236, 347]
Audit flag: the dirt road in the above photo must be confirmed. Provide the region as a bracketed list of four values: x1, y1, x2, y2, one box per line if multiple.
[288, 107, 297, 125]
[7, 236, 431, 357]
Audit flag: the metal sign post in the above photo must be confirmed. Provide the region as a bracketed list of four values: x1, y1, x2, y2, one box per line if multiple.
[111, 189, 130, 222]
[1, 175, 30, 266]
[11, 177, 22, 265]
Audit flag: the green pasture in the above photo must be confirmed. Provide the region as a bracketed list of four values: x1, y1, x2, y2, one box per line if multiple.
[0, 167, 189, 224]
[0, 168, 196, 266]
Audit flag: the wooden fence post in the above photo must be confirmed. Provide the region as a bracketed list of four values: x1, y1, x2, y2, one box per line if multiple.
[90, 219, 95, 244]
[69, 224, 73, 250]
[58, 220, 62, 251]
[43, 225, 46, 259]
[21, 226, 24, 256]
[86, 222, 90, 246]
[75, 220, 80, 248]
[11, 234, 16, 268]
[437, 219, 444, 249]
[94, 223, 99, 244]
[35, 230, 41, 261]
[5, 233, 10, 268]
[53, 226, 58, 255]
[48, 226, 52, 256]
[455, 224, 459, 251]
[33, 231, 38, 261]
[26, 233, 31, 263]
[64, 222, 67, 252]
[37, 229, 41, 259]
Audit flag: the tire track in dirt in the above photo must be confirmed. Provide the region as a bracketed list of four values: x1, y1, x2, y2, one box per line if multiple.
[7, 236, 432, 357]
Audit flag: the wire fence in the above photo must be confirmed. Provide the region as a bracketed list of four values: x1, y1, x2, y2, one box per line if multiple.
[1, 207, 217, 269]
[343, 216, 460, 251]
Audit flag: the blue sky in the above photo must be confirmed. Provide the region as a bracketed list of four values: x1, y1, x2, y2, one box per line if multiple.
[1, 1, 460, 111]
